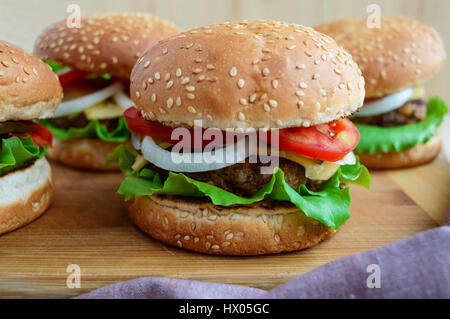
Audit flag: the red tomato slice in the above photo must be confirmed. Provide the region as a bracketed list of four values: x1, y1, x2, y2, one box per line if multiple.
[266, 118, 359, 162]
[10, 121, 53, 147]
[124, 107, 235, 148]
[58, 69, 89, 86]
[124, 107, 178, 144]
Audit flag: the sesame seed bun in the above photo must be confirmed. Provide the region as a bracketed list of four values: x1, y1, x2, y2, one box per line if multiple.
[356, 132, 442, 169]
[128, 194, 334, 255]
[0, 158, 53, 235]
[34, 13, 181, 78]
[131, 20, 365, 131]
[46, 137, 132, 171]
[315, 16, 446, 98]
[0, 41, 62, 122]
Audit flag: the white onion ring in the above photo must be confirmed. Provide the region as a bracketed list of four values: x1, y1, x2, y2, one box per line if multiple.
[353, 88, 414, 117]
[113, 90, 134, 110]
[141, 136, 252, 173]
[333, 151, 356, 165]
[54, 82, 124, 117]
[131, 133, 142, 151]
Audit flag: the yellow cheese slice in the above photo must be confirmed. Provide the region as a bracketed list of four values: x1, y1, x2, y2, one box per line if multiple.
[84, 100, 125, 120]
[277, 150, 339, 181]
[411, 87, 425, 99]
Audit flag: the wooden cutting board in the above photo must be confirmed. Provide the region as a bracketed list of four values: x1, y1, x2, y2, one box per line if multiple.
[0, 155, 448, 298]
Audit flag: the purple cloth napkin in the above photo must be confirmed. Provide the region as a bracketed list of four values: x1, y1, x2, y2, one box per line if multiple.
[78, 224, 450, 299]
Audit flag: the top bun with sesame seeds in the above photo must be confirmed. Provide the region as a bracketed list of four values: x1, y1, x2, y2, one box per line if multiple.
[130, 20, 365, 131]
[315, 16, 446, 98]
[0, 40, 63, 122]
[34, 13, 181, 78]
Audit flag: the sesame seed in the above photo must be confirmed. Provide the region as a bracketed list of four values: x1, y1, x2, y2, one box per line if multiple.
[304, 50, 312, 57]
[295, 90, 304, 97]
[181, 77, 190, 85]
[167, 98, 174, 108]
[188, 106, 197, 113]
[206, 64, 215, 70]
[262, 68, 270, 76]
[238, 112, 246, 120]
[166, 81, 174, 89]
[176, 97, 182, 106]
[112, 56, 118, 64]
[165, 73, 171, 81]
[186, 85, 195, 92]
[275, 119, 283, 126]
[135, 91, 141, 99]
[162, 48, 168, 55]
[176, 68, 182, 77]
[296, 63, 306, 70]
[187, 93, 195, 100]
[320, 89, 327, 96]
[312, 73, 320, 80]
[252, 58, 259, 65]
[151, 93, 156, 102]
[148, 78, 154, 84]
[297, 100, 304, 107]
[299, 82, 308, 89]
[239, 98, 248, 106]
[272, 80, 279, 89]
[262, 48, 271, 53]
[339, 83, 345, 89]
[287, 45, 296, 50]
[193, 68, 202, 74]
[1, 61, 9, 67]
[237, 78, 245, 88]
[264, 104, 271, 112]
[269, 99, 278, 108]
[154, 72, 161, 80]
[194, 58, 202, 63]
[249, 94, 257, 103]
[142, 82, 148, 90]
[230, 66, 237, 77]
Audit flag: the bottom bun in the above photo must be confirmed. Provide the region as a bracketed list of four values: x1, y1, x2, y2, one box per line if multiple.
[128, 195, 335, 255]
[0, 157, 53, 235]
[357, 134, 442, 169]
[46, 138, 131, 171]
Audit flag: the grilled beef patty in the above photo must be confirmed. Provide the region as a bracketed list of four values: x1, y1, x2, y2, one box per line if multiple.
[49, 113, 120, 132]
[147, 157, 326, 197]
[352, 99, 427, 127]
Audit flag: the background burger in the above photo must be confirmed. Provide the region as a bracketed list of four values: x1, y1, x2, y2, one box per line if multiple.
[0, 40, 62, 234]
[316, 16, 447, 169]
[33, 13, 180, 170]
[109, 21, 370, 255]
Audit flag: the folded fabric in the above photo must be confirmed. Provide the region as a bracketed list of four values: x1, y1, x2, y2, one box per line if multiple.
[77, 224, 449, 299]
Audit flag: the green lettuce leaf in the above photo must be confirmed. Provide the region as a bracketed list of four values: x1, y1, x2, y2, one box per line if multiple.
[45, 60, 67, 73]
[107, 146, 370, 229]
[355, 96, 448, 154]
[38, 117, 131, 143]
[0, 136, 47, 176]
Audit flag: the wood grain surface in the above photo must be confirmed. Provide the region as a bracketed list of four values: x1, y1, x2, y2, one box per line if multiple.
[0, 156, 448, 298]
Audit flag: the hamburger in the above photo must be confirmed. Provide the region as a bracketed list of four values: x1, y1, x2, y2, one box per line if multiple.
[33, 13, 180, 170]
[0, 41, 62, 235]
[108, 21, 370, 255]
[316, 16, 448, 169]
